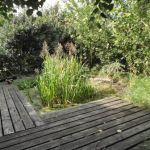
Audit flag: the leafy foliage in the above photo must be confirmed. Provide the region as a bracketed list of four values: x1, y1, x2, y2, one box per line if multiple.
[64, 0, 113, 67]
[111, 0, 150, 75]
[64, 0, 150, 75]
[93, 0, 150, 18]
[0, 0, 46, 17]
[0, 5, 73, 76]
[93, 0, 114, 18]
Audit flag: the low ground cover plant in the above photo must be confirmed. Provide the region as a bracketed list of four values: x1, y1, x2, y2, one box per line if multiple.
[125, 76, 150, 108]
[14, 78, 36, 90]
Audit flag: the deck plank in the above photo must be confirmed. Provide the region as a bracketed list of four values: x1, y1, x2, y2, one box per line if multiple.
[44, 100, 132, 124]
[44, 98, 129, 123]
[3, 86, 25, 132]
[0, 108, 150, 150]
[106, 130, 150, 150]
[42, 96, 121, 122]
[129, 140, 150, 150]
[12, 85, 44, 126]
[0, 87, 14, 135]
[0, 112, 2, 137]
[8, 87, 35, 129]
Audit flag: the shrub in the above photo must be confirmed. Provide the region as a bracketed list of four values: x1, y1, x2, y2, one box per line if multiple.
[0, 6, 75, 76]
[36, 55, 94, 108]
[100, 62, 125, 77]
[125, 76, 150, 108]
[64, 0, 150, 75]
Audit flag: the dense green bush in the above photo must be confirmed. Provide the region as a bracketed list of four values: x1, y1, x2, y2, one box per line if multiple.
[0, 55, 15, 80]
[64, 0, 150, 75]
[36, 55, 94, 108]
[6, 22, 61, 73]
[0, 5, 75, 77]
[6, 10, 65, 73]
[111, 0, 150, 75]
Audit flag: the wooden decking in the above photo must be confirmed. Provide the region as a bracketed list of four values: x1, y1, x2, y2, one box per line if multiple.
[0, 84, 44, 137]
[0, 84, 150, 150]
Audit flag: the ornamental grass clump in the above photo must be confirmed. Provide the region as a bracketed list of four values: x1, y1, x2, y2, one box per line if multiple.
[37, 54, 94, 108]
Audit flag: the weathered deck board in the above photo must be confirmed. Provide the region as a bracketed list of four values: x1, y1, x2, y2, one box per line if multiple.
[0, 84, 149, 150]
[0, 87, 14, 135]
[8, 87, 35, 129]
[0, 112, 3, 137]
[42, 96, 120, 122]
[0, 84, 44, 137]
[3, 86, 25, 132]
[105, 130, 150, 150]
[12, 85, 44, 126]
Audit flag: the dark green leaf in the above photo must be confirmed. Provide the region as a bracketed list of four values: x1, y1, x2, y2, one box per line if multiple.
[26, 9, 33, 16]
[99, 2, 114, 11]
[8, 13, 13, 18]
[92, 8, 99, 14]
[37, 11, 42, 16]
[96, 22, 101, 28]
[94, 0, 100, 5]
[104, 0, 112, 4]
[90, 16, 95, 21]
[99, 2, 109, 10]
[13, 9, 17, 13]
[107, 4, 114, 11]
[100, 12, 107, 18]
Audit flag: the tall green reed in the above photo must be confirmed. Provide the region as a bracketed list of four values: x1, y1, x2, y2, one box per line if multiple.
[36, 54, 94, 108]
